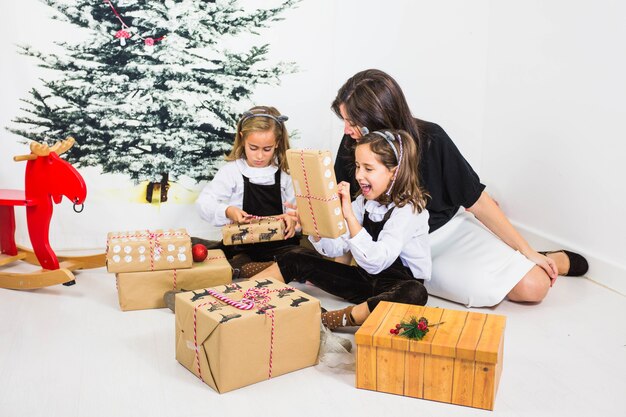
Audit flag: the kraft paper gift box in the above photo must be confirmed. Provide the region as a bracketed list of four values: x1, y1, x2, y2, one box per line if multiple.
[106, 228, 192, 273]
[286, 149, 346, 239]
[355, 301, 506, 410]
[115, 250, 232, 311]
[175, 278, 321, 393]
[222, 217, 285, 246]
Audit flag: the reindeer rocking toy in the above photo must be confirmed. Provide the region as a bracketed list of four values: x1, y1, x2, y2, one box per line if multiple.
[0, 137, 105, 289]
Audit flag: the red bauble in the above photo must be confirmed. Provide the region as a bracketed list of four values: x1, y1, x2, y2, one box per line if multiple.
[192, 243, 208, 262]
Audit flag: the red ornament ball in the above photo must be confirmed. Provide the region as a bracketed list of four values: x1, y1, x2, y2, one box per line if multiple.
[192, 243, 208, 262]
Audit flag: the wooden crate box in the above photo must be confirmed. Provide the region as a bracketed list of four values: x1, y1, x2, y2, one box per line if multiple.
[355, 301, 506, 410]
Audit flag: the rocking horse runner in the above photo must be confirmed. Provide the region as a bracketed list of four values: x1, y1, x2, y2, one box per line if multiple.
[0, 137, 105, 290]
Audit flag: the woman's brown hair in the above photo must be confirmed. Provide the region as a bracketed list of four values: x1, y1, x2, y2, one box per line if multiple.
[332, 69, 425, 153]
[225, 105, 290, 173]
[356, 129, 427, 212]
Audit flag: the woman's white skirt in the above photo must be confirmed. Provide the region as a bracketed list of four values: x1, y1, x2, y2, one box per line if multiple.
[425, 209, 534, 307]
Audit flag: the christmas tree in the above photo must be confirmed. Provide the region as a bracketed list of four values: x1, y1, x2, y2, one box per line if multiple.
[8, 0, 299, 189]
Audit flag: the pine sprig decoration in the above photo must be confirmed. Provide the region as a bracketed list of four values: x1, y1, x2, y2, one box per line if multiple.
[389, 316, 444, 341]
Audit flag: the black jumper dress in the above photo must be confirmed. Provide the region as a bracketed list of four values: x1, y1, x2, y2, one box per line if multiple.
[220, 169, 304, 262]
[276, 207, 428, 311]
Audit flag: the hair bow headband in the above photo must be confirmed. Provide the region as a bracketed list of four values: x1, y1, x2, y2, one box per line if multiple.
[372, 130, 404, 196]
[240, 111, 288, 125]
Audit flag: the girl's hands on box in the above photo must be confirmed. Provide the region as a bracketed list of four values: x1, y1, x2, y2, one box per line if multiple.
[225, 206, 250, 223]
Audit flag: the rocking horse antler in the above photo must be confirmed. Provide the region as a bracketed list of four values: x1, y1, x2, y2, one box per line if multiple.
[13, 137, 76, 162]
[50, 137, 75, 155]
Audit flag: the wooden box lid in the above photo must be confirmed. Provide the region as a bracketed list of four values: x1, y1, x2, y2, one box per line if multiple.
[355, 302, 506, 364]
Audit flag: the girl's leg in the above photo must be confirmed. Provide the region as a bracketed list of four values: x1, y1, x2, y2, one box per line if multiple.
[507, 265, 550, 303]
[321, 273, 428, 330]
[240, 244, 322, 278]
[275, 251, 374, 304]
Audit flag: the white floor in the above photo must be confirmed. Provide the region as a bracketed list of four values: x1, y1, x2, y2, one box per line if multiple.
[0, 265, 625, 417]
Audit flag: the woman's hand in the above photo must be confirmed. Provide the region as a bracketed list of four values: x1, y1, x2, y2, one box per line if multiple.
[468, 191, 558, 286]
[523, 249, 559, 287]
[225, 206, 250, 223]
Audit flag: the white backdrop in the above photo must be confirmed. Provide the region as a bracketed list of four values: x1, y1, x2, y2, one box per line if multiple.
[480, 0, 626, 293]
[1, 0, 623, 292]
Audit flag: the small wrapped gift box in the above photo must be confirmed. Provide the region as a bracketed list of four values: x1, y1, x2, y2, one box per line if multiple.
[115, 250, 232, 311]
[106, 229, 192, 273]
[286, 149, 346, 239]
[175, 278, 320, 393]
[355, 301, 506, 410]
[221, 217, 285, 246]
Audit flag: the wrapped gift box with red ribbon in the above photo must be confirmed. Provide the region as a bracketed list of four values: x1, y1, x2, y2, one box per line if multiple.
[106, 228, 192, 273]
[115, 250, 232, 311]
[175, 278, 320, 393]
[221, 217, 285, 246]
[286, 149, 346, 239]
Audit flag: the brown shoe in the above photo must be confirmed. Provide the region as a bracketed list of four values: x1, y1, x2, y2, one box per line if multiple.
[240, 261, 275, 278]
[164, 289, 184, 312]
[321, 305, 357, 330]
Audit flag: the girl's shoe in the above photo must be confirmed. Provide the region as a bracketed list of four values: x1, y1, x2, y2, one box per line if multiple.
[540, 250, 589, 276]
[321, 305, 357, 330]
[240, 261, 275, 278]
[164, 290, 184, 312]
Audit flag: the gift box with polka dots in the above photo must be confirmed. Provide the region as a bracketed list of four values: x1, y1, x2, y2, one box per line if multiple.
[106, 229, 193, 273]
[286, 149, 346, 239]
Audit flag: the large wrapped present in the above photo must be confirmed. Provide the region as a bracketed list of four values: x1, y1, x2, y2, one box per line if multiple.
[222, 217, 285, 246]
[115, 250, 232, 311]
[286, 149, 345, 239]
[355, 301, 506, 410]
[106, 229, 192, 273]
[175, 278, 320, 393]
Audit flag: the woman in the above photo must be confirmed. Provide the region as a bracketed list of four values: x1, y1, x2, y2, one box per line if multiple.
[332, 69, 588, 307]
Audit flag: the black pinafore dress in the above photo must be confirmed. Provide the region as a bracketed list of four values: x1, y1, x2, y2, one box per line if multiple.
[238, 169, 300, 257]
[362, 207, 413, 278]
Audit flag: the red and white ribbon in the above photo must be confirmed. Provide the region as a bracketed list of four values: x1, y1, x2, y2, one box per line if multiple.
[297, 150, 340, 239]
[191, 285, 294, 381]
[203, 288, 255, 310]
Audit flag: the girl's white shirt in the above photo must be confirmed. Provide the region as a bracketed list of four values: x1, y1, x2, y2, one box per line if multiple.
[310, 196, 432, 280]
[196, 158, 295, 227]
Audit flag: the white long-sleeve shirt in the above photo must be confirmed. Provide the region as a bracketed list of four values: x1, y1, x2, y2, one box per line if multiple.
[196, 159, 296, 227]
[310, 196, 431, 280]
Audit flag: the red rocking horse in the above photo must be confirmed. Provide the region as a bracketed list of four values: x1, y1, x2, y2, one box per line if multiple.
[0, 137, 105, 289]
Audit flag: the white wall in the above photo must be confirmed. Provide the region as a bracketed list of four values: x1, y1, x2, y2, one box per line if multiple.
[0, 0, 488, 249]
[3, 1, 621, 293]
[481, 0, 626, 293]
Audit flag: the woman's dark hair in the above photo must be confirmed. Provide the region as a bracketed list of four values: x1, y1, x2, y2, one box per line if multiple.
[332, 69, 424, 152]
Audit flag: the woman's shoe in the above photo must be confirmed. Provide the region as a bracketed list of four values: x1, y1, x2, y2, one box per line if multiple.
[540, 250, 589, 277]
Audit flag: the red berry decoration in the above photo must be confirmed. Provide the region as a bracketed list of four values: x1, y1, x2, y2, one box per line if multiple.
[192, 243, 208, 262]
[390, 316, 445, 341]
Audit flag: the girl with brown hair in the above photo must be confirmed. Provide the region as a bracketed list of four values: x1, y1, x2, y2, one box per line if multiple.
[195, 106, 317, 276]
[254, 129, 431, 330]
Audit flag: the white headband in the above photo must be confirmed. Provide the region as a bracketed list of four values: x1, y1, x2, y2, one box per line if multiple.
[240, 111, 288, 125]
[372, 130, 403, 196]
